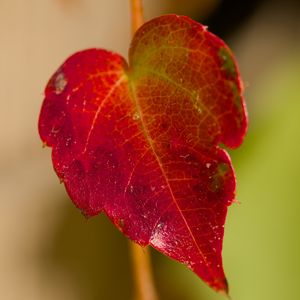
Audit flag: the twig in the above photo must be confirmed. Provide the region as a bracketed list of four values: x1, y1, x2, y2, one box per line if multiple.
[128, 2, 158, 299]
[129, 242, 159, 300]
[130, 0, 144, 35]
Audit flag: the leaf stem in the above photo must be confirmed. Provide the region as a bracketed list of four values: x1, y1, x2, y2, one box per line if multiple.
[129, 242, 159, 300]
[130, 0, 144, 35]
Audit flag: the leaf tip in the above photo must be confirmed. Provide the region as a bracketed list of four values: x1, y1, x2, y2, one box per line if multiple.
[216, 277, 230, 296]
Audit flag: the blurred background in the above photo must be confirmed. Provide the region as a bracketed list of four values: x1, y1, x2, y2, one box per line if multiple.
[1, 0, 300, 299]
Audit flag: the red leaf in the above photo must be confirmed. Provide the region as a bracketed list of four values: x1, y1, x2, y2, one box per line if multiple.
[39, 15, 247, 292]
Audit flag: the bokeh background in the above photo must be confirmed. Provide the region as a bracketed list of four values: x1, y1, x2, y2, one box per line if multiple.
[1, 0, 300, 299]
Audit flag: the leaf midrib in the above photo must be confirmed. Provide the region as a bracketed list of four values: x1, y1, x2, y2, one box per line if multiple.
[127, 73, 213, 275]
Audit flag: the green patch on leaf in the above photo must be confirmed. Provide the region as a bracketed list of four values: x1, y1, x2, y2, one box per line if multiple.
[231, 81, 243, 112]
[218, 47, 237, 78]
